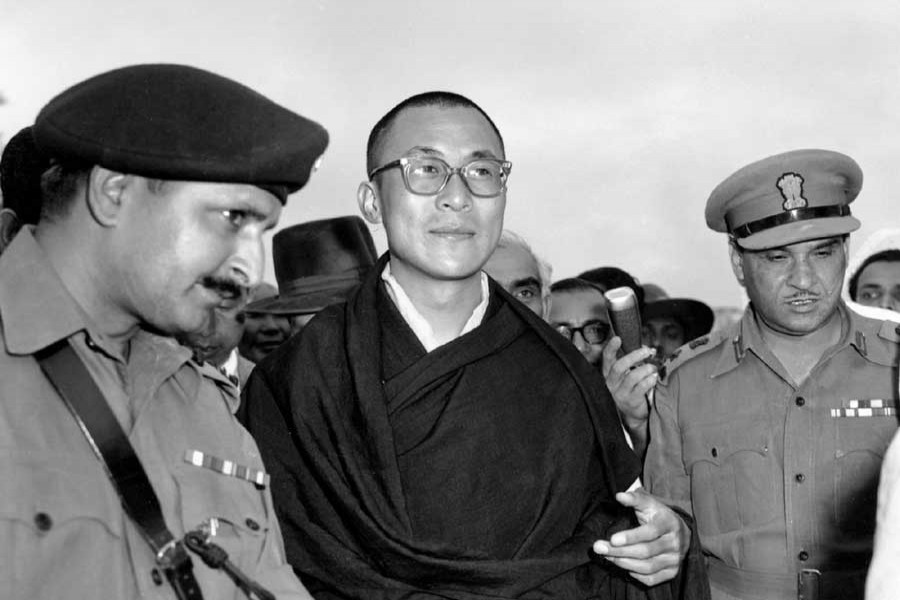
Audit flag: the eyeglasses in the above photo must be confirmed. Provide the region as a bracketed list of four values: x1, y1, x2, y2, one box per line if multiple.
[553, 322, 611, 345]
[368, 156, 512, 198]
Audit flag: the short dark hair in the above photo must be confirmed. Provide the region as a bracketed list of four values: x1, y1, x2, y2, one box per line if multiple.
[366, 91, 505, 175]
[39, 160, 92, 222]
[550, 277, 606, 296]
[849, 249, 900, 300]
[577, 266, 645, 311]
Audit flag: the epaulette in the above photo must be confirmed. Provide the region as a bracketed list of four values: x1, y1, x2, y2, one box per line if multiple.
[660, 329, 728, 382]
[877, 320, 900, 345]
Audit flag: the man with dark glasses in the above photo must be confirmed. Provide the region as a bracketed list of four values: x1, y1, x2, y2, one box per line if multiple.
[241, 91, 707, 599]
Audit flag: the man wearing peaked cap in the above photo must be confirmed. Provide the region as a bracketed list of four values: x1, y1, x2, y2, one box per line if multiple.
[645, 149, 899, 600]
[0, 64, 326, 599]
[705, 148, 862, 250]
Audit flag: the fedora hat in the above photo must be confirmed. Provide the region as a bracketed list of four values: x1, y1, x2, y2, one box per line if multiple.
[246, 216, 377, 315]
[642, 284, 714, 341]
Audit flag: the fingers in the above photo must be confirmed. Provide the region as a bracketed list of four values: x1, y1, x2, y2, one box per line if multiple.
[593, 536, 682, 586]
[605, 346, 657, 387]
[601, 337, 622, 378]
[592, 490, 690, 586]
[620, 363, 659, 396]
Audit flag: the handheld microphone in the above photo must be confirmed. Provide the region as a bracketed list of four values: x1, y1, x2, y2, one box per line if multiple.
[604, 286, 643, 354]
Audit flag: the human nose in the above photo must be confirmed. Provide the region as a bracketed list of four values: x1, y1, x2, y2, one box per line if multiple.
[788, 256, 815, 289]
[572, 330, 591, 355]
[229, 229, 265, 289]
[436, 170, 473, 212]
[258, 314, 281, 333]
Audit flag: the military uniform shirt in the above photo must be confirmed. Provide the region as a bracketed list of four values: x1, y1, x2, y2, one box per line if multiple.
[0, 229, 311, 600]
[645, 303, 898, 593]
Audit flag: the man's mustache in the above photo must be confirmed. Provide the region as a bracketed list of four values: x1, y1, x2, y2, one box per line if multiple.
[200, 276, 248, 307]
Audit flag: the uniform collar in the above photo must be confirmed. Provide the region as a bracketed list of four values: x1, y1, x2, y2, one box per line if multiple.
[0, 228, 89, 355]
[710, 300, 887, 378]
[0, 228, 208, 404]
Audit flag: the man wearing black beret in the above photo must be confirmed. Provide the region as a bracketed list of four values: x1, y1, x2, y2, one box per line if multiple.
[0, 64, 327, 599]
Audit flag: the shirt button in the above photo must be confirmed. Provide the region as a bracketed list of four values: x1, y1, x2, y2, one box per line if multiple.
[795, 396, 806, 407]
[798, 550, 809, 561]
[245, 518, 260, 531]
[34, 512, 53, 531]
[711, 447, 718, 458]
[151, 568, 164, 586]
[795, 473, 805, 483]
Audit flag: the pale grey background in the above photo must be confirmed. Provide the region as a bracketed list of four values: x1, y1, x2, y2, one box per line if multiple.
[3, 0, 898, 307]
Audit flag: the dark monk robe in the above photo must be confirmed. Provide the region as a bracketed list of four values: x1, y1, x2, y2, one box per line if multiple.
[240, 253, 707, 600]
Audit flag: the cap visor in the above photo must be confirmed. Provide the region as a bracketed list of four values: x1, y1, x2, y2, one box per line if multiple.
[736, 216, 860, 250]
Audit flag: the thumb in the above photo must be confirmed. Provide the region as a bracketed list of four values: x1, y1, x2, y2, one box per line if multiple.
[616, 488, 651, 510]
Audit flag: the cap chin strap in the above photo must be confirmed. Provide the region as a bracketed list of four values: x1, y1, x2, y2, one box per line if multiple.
[727, 205, 851, 239]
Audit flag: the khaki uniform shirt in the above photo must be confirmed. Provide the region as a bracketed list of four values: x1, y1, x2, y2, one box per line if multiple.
[645, 303, 899, 598]
[0, 230, 310, 600]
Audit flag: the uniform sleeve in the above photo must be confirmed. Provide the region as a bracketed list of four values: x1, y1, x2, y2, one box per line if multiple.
[867, 429, 900, 600]
[643, 370, 693, 516]
[241, 368, 315, 600]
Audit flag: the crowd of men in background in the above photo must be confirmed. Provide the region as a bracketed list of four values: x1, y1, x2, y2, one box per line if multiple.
[4, 63, 900, 600]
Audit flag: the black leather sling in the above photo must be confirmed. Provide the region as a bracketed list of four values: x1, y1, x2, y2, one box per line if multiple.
[37, 338, 204, 600]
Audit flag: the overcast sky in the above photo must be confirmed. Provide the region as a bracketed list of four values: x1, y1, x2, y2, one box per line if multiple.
[3, 0, 899, 306]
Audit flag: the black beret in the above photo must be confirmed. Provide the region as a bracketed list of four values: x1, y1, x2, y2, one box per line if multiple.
[0, 126, 47, 225]
[33, 63, 329, 203]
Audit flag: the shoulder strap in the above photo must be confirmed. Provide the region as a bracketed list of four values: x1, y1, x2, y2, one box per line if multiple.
[36, 338, 204, 600]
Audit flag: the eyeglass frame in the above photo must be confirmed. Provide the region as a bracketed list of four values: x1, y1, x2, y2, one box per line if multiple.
[553, 321, 611, 345]
[367, 156, 513, 198]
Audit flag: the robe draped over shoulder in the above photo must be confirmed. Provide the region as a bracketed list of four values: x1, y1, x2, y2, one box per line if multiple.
[241, 254, 705, 600]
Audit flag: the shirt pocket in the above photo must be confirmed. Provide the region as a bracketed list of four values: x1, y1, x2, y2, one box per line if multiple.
[833, 416, 898, 536]
[171, 460, 270, 577]
[683, 421, 775, 536]
[1, 452, 128, 597]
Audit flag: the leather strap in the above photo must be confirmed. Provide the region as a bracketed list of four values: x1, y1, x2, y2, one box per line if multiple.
[37, 338, 204, 600]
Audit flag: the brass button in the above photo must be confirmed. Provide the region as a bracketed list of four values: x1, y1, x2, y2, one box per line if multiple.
[795, 397, 806, 407]
[798, 550, 809, 561]
[711, 447, 718, 458]
[245, 518, 260, 531]
[795, 473, 805, 483]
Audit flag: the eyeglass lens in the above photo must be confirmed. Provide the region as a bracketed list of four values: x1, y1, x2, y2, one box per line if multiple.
[405, 157, 506, 196]
[555, 322, 610, 344]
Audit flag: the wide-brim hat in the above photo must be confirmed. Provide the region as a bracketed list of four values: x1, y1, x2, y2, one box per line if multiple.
[245, 216, 377, 315]
[706, 149, 862, 250]
[643, 298, 715, 341]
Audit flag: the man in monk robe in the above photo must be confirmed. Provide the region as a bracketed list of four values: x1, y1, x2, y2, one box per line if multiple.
[240, 92, 706, 599]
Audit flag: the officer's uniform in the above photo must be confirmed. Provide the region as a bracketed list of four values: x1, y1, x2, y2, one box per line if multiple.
[1, 229, 304, 598]
[644, 149, 899, 600]
[0, 64, 328, 599]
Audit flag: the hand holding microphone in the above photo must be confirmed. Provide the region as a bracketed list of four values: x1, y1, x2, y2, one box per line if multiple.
[601, 287, 659, 455]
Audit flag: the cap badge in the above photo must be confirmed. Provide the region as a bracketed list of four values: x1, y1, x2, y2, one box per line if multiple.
[776, 172, 808, 210]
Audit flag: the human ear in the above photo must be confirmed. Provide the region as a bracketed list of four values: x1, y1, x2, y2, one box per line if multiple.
[357, 181, 382, 224]
[728, 241, 746, 287]
[86, 167, 129, 227]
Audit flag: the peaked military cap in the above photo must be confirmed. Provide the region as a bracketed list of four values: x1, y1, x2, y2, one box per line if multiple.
[706, 149, 862, 250]
[32, 63, 328, 203]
